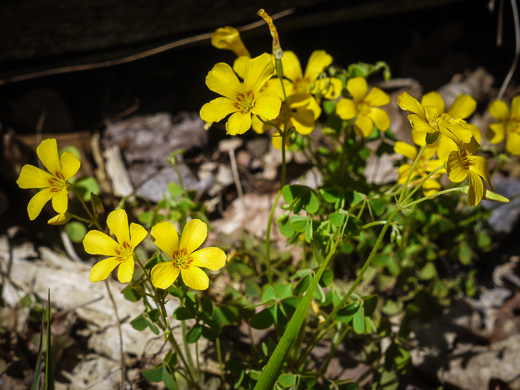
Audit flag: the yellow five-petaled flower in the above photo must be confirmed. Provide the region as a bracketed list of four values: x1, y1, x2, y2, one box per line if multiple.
[336, 77, 391, 137]
[17, 138, 80, 221]
[488, 95, 520, 155]
[200, 53, 281, 136]
[150, 219, 226, 290]
[84, 209, 148, 283]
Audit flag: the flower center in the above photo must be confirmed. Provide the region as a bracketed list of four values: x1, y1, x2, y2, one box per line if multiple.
[114, 241, 133, 262]
[505, 119, 520, 133]
[172, 248, 193, 269]
[357, 101, 371, 114]
[235, 90, 255, 113]
[48, 171, 68, 193]
[293, 77, 311, 93]
[459, 149, 473, 170]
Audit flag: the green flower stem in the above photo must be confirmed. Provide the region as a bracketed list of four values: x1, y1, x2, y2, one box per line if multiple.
[181, 320, 198, 381]
[156, 296, 198, 387]
[402, 163, 447, 204]
[216, 337, 226, 385]
[264, 189, 283, 285]
[404, 187, 463, 208]
[320, 324, 349, 374]
[362, 220, 388, 229]
[72, 188, 103, 231]
[253, 237, 340, 390]
[398, 143, 428, 205]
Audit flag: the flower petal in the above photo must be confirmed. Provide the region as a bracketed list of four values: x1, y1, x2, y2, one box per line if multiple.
[394, 142, 417, 161]
[447, 95, 476, 119]
[107, 209, 130, 245]
[347, 77, 367, 102]
[180, 266, 209, 290]
[205, 62, 242, 100]
[365, 87, 390, 107]
[354, 115, 374, 137]
[233, 56, 249, 79]
[190, 247, 227, 271]
[226, 111, 252, 135]
[467, 171, 483, 206]
[90, 257, 120, 282]
[447, 151, 467, 183]
[83, 230, 119, 256]
[281, 51, 303, 83]
[211, 26, 250, 57]
[398, 92, 425, 118]
[47, 212, 72, 225]
[151, 262, 180, 289]
[506, 131, 520, 155]
[511, 96, 520, 118]
[244, 53, 275, 93]
[422, 179, 441, 196]
[437, 135, 459, 161]
[304, 50, 332, 82]
[487, 123, 506, 144]
[251, 91, 281, 120]
[200, 97, 238, 124]
[408, 114, 434, 133]
[151, 221, 179, 259]
[117, 258, 135, 283]
[369, 108, 390, 131]
[27, 188, 54, 220]
[37, 139, 61, 176]
[180, 219, 207, 255]
[17, 165, 53, 189]
[51, 187, 68, 214]
[336, 99, 357, 120]
[59, 152, 81, 180]
[489, 100, 509, 121]
[421, 91, 445, 114]
[469, 155, 492, 189]
[130, 223, 148, 248]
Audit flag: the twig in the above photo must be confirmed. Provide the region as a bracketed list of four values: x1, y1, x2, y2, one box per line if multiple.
[497, 0, 520, 100]
[0, 9, 294, 86]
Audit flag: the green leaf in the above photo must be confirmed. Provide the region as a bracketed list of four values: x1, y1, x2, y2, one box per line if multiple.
[90, 193, 105, 214]
[162, 368, 178, 390]
[122, 286, 142, 302]
[320, 187, 346, 209]
[417, 262, 437, 280]
[294, 274, 312, 294]
[280, 297, 300, 320]
[64, 221, 87, 243]
[289, 215, 308, 232]
[273, 284, 292, 300]
[282, 185, 319, 214]
[277, 374, 297, 388]
[74, 176, 100, 201]
[368, 198, 386, 216]
[167, 182, 184, 198]
[249, 308, 274, 330]
[186, 324, 203, 344]
[352, 304, 365, 334]
[163, 350, 177, 371]
[142, 366, 164, 383]
[319, 269, 334, 287]
[363, 295, 378, 317]
[262, 285, 276, 303]
[337, 302, 359, 324]
[201, 296, 214, 317]
[329, 212, 347, 228]
[214, 305, 239, 326]
[384, 342, 411, 373]
[173, 307, 196, 320]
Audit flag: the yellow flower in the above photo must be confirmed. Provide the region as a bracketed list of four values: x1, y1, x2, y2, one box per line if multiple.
[488, 95, 520, 155]
[200, 53, 282, 135]
[411, 91, 481, 160]
[281, 50, 342, 99]
[211, 26, 250, 57]
[336, 77, 391, 137]
[446, 138, 492, 206]
[16, 138, 80, 220]
[253, 93, 321, 134]
[394, 141, 445, 196]
[150, 220, 226, 290]
[398, 92, 473, 147]
[84, 209, 148, 283]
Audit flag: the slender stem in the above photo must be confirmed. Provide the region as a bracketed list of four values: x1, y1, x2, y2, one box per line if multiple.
[104, 280, 126, 387]
[319, 324, 349, 374]
[398, 143, 428, 205]
[72, 187, 103, 230]
[216, 337, 226, 386]
[402, 163, 446, 204]
[405, 187, 463, 208]
[181, 320, 197, 381]
[264, 189, 283, 285]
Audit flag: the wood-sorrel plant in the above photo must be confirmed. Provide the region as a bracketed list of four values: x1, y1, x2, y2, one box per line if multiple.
[17, 9, 512, 390]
